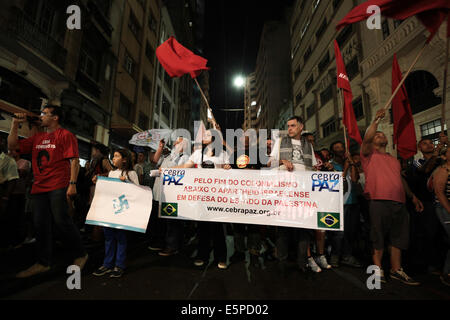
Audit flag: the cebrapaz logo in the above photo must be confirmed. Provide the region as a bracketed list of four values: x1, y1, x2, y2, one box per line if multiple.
[311, 173, 340, 192]
[317, 212, 340, 229]
[161, 203, 178, 217]
[163, 174, 184, 186]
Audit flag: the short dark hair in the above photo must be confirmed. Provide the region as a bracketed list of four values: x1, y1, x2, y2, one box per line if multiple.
[329, 141, 344, 152]
[418, 137, 433, 145]
[44, 105, 64, 123]
[287, 116, 303, 124]
[302, 132, 314, 138]
[92, 143, 110, 157]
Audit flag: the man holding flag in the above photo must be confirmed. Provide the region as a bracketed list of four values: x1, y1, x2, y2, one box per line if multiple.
[361, 108, 423, 285]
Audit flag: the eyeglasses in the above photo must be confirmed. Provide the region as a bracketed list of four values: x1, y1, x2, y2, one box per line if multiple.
[40, 112, 52, 116]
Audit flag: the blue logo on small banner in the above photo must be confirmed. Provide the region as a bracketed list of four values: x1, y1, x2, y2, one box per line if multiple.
[113, 195, 129, 214]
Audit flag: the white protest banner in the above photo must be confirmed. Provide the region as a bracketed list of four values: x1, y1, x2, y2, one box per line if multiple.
[129, 129, 172, 150]
[85, 177, 153, 233]
[159, 168, 343, 231]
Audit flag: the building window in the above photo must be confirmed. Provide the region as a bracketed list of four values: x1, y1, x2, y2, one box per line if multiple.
[145, 42, 155, 64]
[346, 56, 359, 80]
[124, 52, 135, 77]
[148, 12, 157, 33]
[336, 25, 352, 47]
[405, 71, 442, 114]
[382, 20, 390, 40]
[294, 66, 301, 81]
[322, 118, 337, 138]
[305, 75, 314, 91]
[137, 0, 145, 9]
[320, 85, 332, 106]
[119, 95, 133, 121]
[393, 20, 404, 29]
[128, 10, 141, 39]
[161, 94, 171, 120]
[316, 18, 327, 40]
[142, 76, 151, 97]
[295, 91, 302, 104]
[353, 96, 364, 120]
[163, 71, 173, 92]
[306, 103, 315, 119]
[138, 112, 149, 129]
[333, 0, 343, 9]
[79, 48, 99, 81]
[420, 119, 447, 145]
[318, 51, 330, 74]
[304, 46, 312, 63]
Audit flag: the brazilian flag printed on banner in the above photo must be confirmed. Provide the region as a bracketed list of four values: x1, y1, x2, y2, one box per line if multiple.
[161, 202, 178, 217]
[317, 212, 340, 229]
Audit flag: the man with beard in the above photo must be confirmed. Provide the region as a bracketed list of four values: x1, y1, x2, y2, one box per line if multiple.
[268, 116, 317, 274]
[8, 106, 88, 278]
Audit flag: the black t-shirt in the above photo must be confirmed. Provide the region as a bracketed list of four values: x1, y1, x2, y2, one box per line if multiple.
[406, 158, 442, 202]
[229, 149, 261, 170]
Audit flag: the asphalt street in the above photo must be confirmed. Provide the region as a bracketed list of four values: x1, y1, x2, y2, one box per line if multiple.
[1, 230, 449, 301]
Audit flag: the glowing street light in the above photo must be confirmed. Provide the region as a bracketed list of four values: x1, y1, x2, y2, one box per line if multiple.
[233, 75, 245, 88]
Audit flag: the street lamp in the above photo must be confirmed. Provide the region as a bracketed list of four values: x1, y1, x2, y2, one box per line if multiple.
[233, 75, 245, 88]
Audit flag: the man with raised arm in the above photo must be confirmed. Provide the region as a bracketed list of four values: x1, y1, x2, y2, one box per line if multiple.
[361, 109, 423, 286]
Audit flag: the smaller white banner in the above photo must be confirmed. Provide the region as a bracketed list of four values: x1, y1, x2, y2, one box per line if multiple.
[85, 176, 153, 233]
[129, 129, 172, 150]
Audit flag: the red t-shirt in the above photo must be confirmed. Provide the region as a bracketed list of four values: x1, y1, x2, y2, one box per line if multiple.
[19, 128, 79, 194]
[360, 149, 405, 203]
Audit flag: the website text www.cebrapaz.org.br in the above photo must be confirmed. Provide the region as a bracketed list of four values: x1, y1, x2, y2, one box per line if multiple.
[205, 199, 319, 218]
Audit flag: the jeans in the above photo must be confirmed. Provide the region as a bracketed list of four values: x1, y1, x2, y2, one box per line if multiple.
[275, 227, 311, 267]
[32, 188, 86, 266]
[232, 223, 262, 254]
[408, 201, 443, 269]
[103, 227, 127, 269]
[197, 222, 227, 262]
[147, 200, 166, 246]
[165, 219, 184, 251]
[329, 204, 360, 258]
[435, 205, 450, 275]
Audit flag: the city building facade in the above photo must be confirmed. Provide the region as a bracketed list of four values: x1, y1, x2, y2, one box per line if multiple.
[289, 0, 448, 155]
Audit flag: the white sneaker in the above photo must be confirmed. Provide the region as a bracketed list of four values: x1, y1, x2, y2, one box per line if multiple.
[307, 257, 322, 273]
[315, 255, 332, 270]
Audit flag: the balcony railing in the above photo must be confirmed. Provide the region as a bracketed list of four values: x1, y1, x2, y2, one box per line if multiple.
[5, 7, 67, 70]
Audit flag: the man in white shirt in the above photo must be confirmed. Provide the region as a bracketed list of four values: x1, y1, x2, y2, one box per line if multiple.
[268, 116, 317, 274]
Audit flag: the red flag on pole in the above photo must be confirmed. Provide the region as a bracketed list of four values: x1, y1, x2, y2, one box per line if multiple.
[156, 36, 210, 78]
[334, 40, 362, 145]
[336, 0, 450, 43]
[392, 53, 417, 159]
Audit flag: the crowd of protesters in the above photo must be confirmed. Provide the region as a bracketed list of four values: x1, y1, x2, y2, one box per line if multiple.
[0, 105, 449, 287]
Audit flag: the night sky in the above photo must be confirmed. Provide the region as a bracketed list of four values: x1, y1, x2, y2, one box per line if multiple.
[203, 0, 295, 129]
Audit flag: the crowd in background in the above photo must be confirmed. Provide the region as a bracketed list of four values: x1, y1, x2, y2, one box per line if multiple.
[0, 108, 449, 287]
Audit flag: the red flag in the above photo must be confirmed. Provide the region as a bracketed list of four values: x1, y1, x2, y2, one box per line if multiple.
[336, 0, 450, 43]
[156, 36, 209, 78]
[392, 53, 417, 159]
[334, 40, 362, 146]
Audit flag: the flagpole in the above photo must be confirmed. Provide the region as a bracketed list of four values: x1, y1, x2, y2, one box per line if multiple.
[338, 88, 349, 154]
[194, 77, 218, 129]
[376, 41, 428, 124]
[441, 19, 449, 134]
